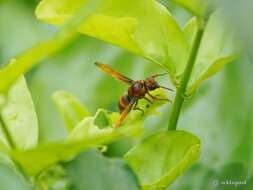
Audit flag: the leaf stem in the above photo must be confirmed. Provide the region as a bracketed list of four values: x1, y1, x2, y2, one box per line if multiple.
[168, 19, 206, 130]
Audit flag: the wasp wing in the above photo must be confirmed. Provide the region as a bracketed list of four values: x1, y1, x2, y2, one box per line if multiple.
[95, 62, 134, 85]
[115, 97, 137, 128]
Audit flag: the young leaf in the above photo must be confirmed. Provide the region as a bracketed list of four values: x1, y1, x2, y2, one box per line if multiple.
[124, 130, 201, 190]
[68, 88, 169, 142]
[68, 109, 120, 142]
[52, 91, 90, 132]
[0, 76, 38, 150]
[11, 114, 138, 176]
[65, 150, 140, 190]
[12, 89, 169, 176]
[36, 0, 189, 83]
[183, 11, 239, 95]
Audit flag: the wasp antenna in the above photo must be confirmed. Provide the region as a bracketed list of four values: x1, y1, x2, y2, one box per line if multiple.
[159, 85, 173, 91]
[151, 73, 167, 78]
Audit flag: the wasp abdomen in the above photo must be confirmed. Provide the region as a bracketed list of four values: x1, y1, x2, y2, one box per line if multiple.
[118, 94, 131, 113]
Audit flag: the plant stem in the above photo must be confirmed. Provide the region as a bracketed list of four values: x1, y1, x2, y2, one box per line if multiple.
[168, 19, 206, 130]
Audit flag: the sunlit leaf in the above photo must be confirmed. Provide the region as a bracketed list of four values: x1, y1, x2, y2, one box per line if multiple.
[183, 11, 239, 95]
[11, 115, 137, 176]
[68, 109, 119, 142]
[125, 130, 200, 190]
[35, 0, 237, 93]
[65, 150, 140, 190]
[36, 0, 189, 84]
[68, 88, 169, 142]
[0, 76, 38, 150]
[0, 0, 102, 93]
[52, 91, 90, 132]
[12, 89, 168, 176]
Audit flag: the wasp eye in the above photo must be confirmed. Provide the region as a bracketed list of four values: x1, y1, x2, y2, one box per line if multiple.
[152, 85, 157, 90]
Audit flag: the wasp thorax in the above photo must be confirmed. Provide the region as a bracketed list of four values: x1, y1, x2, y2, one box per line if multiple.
[132, 82, 143, 92]
[128, 82, 146, 98]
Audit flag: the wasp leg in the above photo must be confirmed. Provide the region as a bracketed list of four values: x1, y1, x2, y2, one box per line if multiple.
[132, 100, 144, 115]
[133, 107, 145, 115]
[147, 91, 172, 103]
[144, 96, 153, 104]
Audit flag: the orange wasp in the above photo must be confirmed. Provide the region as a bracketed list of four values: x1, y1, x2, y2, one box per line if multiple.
[95, 62, 173, 128]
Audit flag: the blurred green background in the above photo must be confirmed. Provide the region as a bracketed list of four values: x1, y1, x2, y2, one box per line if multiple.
[0, 0, 252, 190]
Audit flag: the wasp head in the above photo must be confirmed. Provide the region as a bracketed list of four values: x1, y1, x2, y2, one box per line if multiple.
[145, 77, 159, 91]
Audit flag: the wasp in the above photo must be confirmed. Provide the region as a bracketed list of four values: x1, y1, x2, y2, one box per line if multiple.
[95, 62, 173, 128]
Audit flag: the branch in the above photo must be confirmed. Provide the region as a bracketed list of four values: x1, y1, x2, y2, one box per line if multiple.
[168, 18, 206, 130]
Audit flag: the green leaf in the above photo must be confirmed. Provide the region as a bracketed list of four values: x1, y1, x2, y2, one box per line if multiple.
[183, 11, 239, 95]
[0, 137, 11, 157]
[52, 91, 90, 132]
[12, 89, 168, 176]
[0, 164, 33, 190]
[125, 130, 200, 190]
[0, 120, 9, 148]
[11, 117, 136, 176]
[170, 0, 208, 17]
[68, 109, 120, 142]
[0, 76, 38, 150]
[68, 88, 169, 142]
[65, 150, 140, 190]
[182, 17, 197, 48]
[0, 141, 12, 167]
[35, 0, 237, 93]
[0, 0, 102, 93]
[36, 0, 189, 83]
[0, 129, 13, 168]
